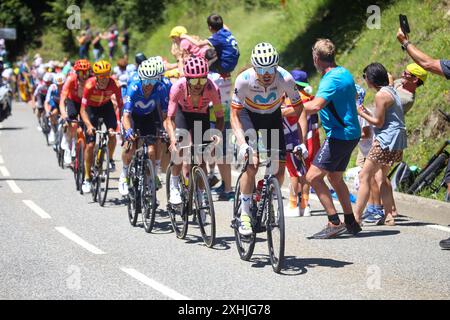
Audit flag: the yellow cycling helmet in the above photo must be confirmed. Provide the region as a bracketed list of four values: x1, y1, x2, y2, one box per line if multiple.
[92, 60, 111, 75]
[169, 26, 187, 38]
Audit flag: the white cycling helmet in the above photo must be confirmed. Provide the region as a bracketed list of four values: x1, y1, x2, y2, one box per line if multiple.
[43, 72, 53, 83]
[138, 57, 165, 80]
[251, 42, 279, 68]
[53, 73, 66, 85]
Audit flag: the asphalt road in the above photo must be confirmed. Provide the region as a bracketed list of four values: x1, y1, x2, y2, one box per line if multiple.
[1, 102, 449, 300]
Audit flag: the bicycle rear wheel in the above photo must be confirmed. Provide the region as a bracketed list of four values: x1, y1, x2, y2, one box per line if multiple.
[266, 177, 285, 273]
[233, 178, 256, 261]
[127, 159, 140, 226]
[192, 166, 216, 248]
[166, 164, 189, 239]
[98, 146, 110, 207]
[143, 159, 157, 233]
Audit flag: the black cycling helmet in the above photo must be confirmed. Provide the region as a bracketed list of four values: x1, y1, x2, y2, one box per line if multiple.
[135, 52, 147, 66]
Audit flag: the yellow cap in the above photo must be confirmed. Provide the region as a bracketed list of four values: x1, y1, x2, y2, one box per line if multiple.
[406, 63, 427, 83]
[169, 26, 187, 38]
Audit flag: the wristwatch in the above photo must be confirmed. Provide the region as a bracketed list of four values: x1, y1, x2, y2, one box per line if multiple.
[401, 40, 411, 50]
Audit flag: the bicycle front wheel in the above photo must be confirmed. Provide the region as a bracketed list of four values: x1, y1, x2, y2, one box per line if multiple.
[127, 159, 140, 226]
[166, 163, 188, 239]
[266, 177, 285, 273]
[143, 159, 157, 233]
[98, 146, 110, 207]
[233, 178, 256, 261]
[76, 140, 85, 193]
[192, 166, 216, 248]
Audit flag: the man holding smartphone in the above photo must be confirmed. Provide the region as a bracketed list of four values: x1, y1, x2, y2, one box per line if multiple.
[396, 26, 450, 250]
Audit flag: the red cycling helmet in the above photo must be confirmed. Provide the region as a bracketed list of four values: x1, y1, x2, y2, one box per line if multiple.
[74, 59, 91, 71]
[183, 56, 208, 78]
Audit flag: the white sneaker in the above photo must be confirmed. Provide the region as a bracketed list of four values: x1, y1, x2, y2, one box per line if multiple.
[82, 180, 92, 194]
[48, 130, 56, 144]
[37, 125, 42, 132]
[285, 206, 300, 217]
[301, 205, 312, 217]
[239, 214, 253, 236]
[118, 176, 129, 196]
[64, 149, 72, 165]
[169, 185, 182, 205]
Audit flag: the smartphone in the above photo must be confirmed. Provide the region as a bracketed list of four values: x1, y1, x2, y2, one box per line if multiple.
[399, 14, 410, 34]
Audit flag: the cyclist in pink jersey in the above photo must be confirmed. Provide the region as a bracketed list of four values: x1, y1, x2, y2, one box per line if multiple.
[165, 57, 224, 205]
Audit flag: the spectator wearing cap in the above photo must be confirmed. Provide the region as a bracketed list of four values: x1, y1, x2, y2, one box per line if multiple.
[290, 69, 321, 217]
[391, 63, 427, 115]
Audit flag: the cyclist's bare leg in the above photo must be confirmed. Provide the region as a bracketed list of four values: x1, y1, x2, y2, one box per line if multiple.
[147, 144, 157, 165]
[306, 165, 337, 216]
[121, 141, 136, 167]
[241, 154, 259, 195]
[274, 161, 286, 186]
[107, 132, 116, 159]
[50, 109, 59, 127]
[84, 142, 95, 180]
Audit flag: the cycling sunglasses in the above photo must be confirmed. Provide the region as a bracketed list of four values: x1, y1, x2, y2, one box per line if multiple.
[96, 73, 110, 80]
[187, 78, 208, 86]
[255, 66, 276, 75]
[77, 70, 90, 77]
[141, 78, 160, 86]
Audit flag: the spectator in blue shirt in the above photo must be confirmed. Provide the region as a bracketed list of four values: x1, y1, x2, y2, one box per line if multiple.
[303, 38, 361, 239]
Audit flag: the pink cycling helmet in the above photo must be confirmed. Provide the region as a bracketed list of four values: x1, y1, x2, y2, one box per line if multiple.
[183, 56, 208, 78]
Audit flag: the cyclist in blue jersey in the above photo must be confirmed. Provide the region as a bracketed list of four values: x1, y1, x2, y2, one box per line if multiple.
[118, 57, 169, 196]
[45, 73, 66, 144]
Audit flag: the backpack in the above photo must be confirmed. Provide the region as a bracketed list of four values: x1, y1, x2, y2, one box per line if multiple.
[389, 161, 418, 192]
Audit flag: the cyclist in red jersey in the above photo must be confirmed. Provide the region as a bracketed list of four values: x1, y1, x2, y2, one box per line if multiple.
[59, 59, 91, 164]
[80, 60, 123, 194]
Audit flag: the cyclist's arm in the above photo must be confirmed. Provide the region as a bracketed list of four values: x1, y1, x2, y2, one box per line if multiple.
[299, 108, 308, 143]
[166, 84, 181, 143]
[80, 86, 94, 131]
[59, 80, 71, 119]
[230, 76, 247, 146]
[44, 85, 54, 113]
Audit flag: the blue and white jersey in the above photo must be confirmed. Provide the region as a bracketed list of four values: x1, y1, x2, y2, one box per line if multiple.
[123, 80, 169, 116]
[45, 83, 61, 109]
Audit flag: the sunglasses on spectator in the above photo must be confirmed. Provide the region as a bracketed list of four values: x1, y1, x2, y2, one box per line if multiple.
[187, 78, 208, 86]
[142, 78, 160, 86]
[255, 67, 276, 75]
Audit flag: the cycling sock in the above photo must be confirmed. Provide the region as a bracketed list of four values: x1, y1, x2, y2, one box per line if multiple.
[155, 160, 161, 175]
[300, 193, 308, 209]
[171, 175, 180, 188]
[344, 213, 356, 225]
[328, 214, 341, 226]
[121, 165, 128, 178]
[240, 194, 252, 216]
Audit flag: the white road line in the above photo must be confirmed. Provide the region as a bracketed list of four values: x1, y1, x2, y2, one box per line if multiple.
[0, 166, 10, 177]
[0, 155, 4, 164]
[121, 267, 191, 300]
[55, 227, 106, 255]
[6, 180, 22, 193]
[23, 200, 51, 219]
[426, 225, 450, 233]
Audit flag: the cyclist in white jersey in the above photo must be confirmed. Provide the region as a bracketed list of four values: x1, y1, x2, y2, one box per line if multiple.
[231, 42, 304, 236]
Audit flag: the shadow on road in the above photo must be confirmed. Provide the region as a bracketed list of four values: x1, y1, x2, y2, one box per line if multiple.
[0, 127, 25, 131]
[247, 254, 353, 276]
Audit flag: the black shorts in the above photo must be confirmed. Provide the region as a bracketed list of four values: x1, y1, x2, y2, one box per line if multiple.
[312, 137, 359, 172]
[239, 108, 286, 161]
[175, 110, 210, 143]
[131, 111, 161, 144]
[85, 101, 117, 144]
[37, 94, 46, 109]
[66, 99, 82, 120]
